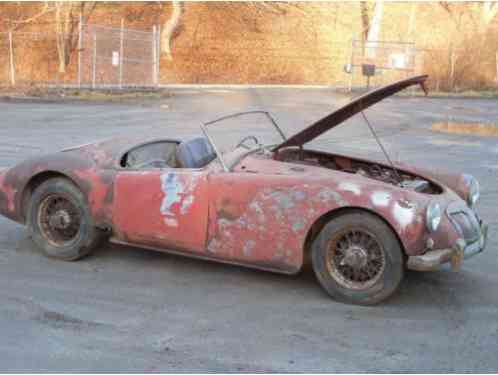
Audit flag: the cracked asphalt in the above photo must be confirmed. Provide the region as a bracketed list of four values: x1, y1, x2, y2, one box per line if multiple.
[0, 89, 497, 372]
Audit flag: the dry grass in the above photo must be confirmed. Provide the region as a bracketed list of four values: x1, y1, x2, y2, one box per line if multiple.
[0, 85, 172, 102]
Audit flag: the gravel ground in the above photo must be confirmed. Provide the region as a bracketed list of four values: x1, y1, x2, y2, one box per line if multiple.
[0, 88, 497, 372]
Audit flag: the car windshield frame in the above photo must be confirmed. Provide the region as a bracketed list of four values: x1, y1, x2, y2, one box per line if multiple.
[200, 110, 287, 172]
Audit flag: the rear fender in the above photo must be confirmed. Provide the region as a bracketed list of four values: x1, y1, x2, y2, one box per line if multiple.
[0, 153, 115, 227]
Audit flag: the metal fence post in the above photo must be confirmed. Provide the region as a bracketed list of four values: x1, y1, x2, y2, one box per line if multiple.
[78, 14, 83, 88]
[495, 52, 498, 83]
[450, 49, 456, 92]
[348, 38, 354, 93]
[92, 32, 97, 89]
[156, 25, 161, 86]
[119, 19, 124, 89]
[152, 25, 157, 86]
[8, 31, 15, 87]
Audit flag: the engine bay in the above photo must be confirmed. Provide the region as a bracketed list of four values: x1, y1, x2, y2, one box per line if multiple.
[274, 148, 442, 194]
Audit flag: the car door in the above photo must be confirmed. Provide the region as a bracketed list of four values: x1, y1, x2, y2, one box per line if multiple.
[205, 172, 305, 274]
[113, 167, 209, 253]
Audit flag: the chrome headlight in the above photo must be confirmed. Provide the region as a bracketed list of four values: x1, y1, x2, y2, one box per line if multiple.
[465, 175, 480, 208]
[426, 201, 442, 232]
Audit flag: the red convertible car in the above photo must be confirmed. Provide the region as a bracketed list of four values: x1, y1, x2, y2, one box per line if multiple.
[0, 75, 488, 305]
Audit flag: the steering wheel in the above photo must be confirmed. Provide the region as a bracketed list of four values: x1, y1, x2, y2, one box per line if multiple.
[236, 135, 261, 150]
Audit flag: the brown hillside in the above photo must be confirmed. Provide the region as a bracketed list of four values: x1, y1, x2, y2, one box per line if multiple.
[0, 2, 497, 90]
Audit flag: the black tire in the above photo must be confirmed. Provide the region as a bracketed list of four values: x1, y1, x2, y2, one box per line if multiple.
[27, 177, 103, 261]
[311, 210, 404, 305]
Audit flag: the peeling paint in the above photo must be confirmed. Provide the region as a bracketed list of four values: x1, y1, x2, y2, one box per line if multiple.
[371, 191, 391, 207]
[160, 172, 183, 217]
[160, 172, 199, 223]
[163, 217, 178, 227]
[314, 188, 348, 206]
[292, 218, 306, 233]
[339, 181, 361, 195]
[180, 194, 194, 215]
[243, 240, 255, 256]
[393, 200, 416, 229]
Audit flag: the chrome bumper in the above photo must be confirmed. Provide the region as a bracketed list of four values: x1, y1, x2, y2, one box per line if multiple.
[407, 223, 488, 272]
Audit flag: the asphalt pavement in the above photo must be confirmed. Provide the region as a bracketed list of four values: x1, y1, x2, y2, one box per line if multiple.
[0, 88, 497, 372]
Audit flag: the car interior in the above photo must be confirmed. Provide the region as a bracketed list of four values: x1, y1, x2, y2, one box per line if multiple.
[121, 137, 217, 169]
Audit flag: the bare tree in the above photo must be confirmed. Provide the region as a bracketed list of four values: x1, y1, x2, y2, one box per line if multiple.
[5, 3, 53, 30]
[53, 2, 96, 73]
[360, 2, 370, 41]
[406, 3, 417, 40]
[158, 1, 305, 61]
[0, 2, 96, 73]
[359, 1, 383, 58]
[480, 2, 498, 33]
[368, 1, 383, 42]
[161, 1, 183, 61]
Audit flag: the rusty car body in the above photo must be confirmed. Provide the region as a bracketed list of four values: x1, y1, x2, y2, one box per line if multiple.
[0, 75, 488, 304]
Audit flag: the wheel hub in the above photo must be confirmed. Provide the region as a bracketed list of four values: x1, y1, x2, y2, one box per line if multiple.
[341, 245, 368, 269]
[48, 210, 72, 230]
[327, 229, 386, 290]
[37, 194, 81, 247]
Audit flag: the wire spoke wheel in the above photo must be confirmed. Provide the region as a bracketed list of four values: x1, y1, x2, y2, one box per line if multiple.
[326, 227, 386, 290]
[37, 194, 81, 248]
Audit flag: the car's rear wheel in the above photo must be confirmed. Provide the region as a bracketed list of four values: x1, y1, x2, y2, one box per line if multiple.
[27, 177, 103, 260]
[312, 210, 404, 305]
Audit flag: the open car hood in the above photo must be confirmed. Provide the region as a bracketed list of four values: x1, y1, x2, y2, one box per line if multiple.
[273, 75, 428, 152]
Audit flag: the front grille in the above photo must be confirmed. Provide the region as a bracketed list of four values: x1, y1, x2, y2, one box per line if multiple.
[451, 212, 479, 243]
[446, 201, 481, 244]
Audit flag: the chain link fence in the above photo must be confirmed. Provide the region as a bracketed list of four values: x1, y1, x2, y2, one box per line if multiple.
[80, 24, 159, 88]
[346, 39, 422, 91]
[0, 33, 10, 86]
[0, 22, 159, 89]
[1, 23, 494, 90]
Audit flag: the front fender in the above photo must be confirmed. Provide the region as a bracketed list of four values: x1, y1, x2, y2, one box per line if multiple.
[207, 171, 440, 274]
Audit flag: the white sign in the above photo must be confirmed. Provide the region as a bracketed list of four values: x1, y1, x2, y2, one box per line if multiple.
[389, 53, 406, 69]
[112, 51, 119, 67]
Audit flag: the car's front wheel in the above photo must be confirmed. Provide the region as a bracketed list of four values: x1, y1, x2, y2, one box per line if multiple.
[27, 177, 103, 261]
[312, 210, 404, 305]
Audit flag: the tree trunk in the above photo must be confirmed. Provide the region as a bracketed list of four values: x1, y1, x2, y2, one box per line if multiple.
[481, 2, 498, 33]
[406, 3, 416, 40]
[366, 1, 383, 59]
[360, 2, 370, 42]
[55, 2, 66, 73]
[161, 1, 183, 60]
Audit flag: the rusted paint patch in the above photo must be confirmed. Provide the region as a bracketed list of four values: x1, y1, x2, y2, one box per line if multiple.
[0, 170, 17, 219]
[313, 188, 348, 206]
[206, 173, 359, 271]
